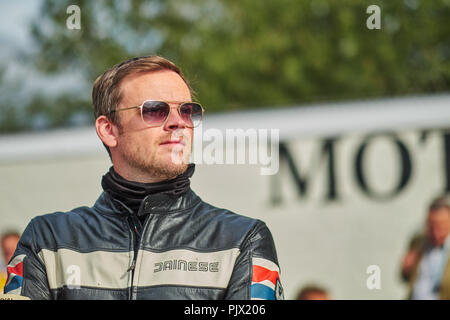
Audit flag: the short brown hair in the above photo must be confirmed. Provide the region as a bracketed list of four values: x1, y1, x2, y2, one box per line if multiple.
[92, 55, 193, 157]
[92, 55, 192, 125]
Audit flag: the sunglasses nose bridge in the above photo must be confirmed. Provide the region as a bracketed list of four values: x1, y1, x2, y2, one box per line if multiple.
[164, 104, 187, 128]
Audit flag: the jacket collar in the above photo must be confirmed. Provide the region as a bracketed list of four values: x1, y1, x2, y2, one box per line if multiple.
[93, 188, 201, 216]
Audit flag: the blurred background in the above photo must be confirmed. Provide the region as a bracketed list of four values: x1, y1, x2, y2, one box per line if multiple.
[1, 0, 450, 299]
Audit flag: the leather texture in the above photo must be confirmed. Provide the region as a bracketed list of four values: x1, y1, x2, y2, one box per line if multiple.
[4, 189, 283, 300]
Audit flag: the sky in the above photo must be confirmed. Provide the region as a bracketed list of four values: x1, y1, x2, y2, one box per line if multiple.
[0, 1, 39, 56]
[0, 0, 85, 101]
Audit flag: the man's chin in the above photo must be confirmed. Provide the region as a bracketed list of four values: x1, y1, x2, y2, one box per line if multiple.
[147, 160, 189, 181]
[166, 144, 191, 167]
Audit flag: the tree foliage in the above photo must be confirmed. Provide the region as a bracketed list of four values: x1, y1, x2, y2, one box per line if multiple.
[1, 0, 449, 133]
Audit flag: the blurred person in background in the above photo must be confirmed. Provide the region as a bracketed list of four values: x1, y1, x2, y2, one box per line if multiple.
[0, 231, 20, 290]
[401, 195, 450, 300]
[296, 284, 331, 300]
[3, 55, 283, 300]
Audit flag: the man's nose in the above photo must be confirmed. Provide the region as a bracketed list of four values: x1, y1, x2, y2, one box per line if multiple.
[163, 106, 186, 131]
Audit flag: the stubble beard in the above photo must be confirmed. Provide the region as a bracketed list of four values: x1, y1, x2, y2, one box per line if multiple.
[121, 139, 191, 181]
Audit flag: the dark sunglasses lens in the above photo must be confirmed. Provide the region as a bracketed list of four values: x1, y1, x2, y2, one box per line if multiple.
[180, 103, 203, 127]
[142, 101, 170, 125]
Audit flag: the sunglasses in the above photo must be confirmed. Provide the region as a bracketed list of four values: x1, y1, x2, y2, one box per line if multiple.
[111, 100, 204, 128]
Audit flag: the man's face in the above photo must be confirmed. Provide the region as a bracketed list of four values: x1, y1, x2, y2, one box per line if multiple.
[427, 208, 450, 247]
[112, 70, 193, 181]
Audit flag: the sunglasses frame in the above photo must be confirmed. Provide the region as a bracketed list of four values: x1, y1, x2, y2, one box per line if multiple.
[110, 100, 204, 128]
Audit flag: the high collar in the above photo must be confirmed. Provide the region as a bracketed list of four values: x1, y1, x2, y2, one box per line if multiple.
[95, 188, 201, 217]
[100, 164, 196, 216]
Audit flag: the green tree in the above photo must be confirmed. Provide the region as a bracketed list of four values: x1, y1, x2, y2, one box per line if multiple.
[1, 0, 449, 133]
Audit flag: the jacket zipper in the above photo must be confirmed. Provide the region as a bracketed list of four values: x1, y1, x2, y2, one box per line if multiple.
[127, 213, 142, 300]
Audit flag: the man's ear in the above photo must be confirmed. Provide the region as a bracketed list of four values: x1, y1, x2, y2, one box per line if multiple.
[95, 115, 119, 148]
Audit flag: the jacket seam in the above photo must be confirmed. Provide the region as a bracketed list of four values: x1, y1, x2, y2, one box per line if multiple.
[29, 218, 51, 299]
[95, 191, 202, 217]
[139, 246, 241, 253]
[136, 284, 227, 291]
[243, 220, 266, 300]
[247, 231, 254, 299]
[35, 245, 134, 254]
[123, 216, 134, 296]
[140, 197, 202, 215]
[50, 285, 130, 292]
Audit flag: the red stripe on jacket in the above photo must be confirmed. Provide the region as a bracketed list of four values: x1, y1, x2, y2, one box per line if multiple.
[252, 265, 279, 285]
[7, 262, 23, 277]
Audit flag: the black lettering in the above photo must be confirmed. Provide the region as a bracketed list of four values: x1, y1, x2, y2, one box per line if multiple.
[209, 262, 219, 272]
[279, 143, 307, 196]
[322, 138, 338, 201]
[154, 262, 163, 273]
[188, 261, 197, 271]
[275, 139, 339, 203]
[178, 260, 187, 271]
[163, 260, 172, 271]
[198, 262, 208, 272]
[355, 133, 412, 200]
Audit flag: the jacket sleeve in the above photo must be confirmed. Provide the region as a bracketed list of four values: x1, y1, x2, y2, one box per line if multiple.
[225, 221, 284, 300]
[3, 218, 52, 300]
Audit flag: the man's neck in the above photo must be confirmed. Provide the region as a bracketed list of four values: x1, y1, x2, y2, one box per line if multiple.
[101, 164, 195, 214]
[112, 164, 177, 184]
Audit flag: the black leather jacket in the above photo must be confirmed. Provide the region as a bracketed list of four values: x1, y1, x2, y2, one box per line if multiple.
[4, 189, 283, 300]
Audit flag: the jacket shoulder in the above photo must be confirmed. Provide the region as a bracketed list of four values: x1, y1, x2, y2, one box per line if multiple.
[196, 200, 262, 229]
[31, 205, 96, 233]
[191, 199, 271, 248]
[27, 204, 127, 252]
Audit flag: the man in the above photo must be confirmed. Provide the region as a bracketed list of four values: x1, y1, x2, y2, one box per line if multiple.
[4, 55, 283, 300]
[401, 195, 450, 299]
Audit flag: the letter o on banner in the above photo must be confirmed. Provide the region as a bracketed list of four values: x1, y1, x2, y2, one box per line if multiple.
[355, 133, 412, 200]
